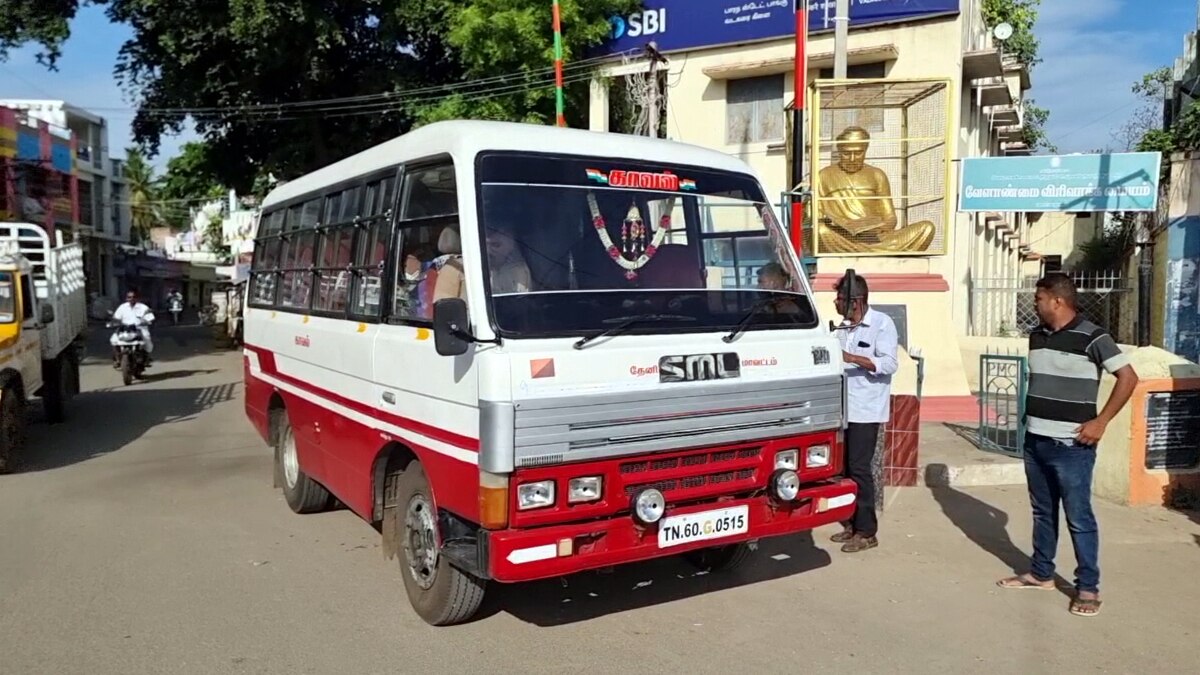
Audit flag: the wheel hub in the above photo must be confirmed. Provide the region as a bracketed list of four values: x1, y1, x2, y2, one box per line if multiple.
[404, 494, 439, 590]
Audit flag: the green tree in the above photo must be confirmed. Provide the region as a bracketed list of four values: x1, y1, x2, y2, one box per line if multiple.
[981, 0, 1041, 67]
[123, 147, 160, 242]
[157, 142, 226, 229]
[2, 1, 637, 190]
[1113, 67, 1172, 151]
[1021, 99, 1056, 153]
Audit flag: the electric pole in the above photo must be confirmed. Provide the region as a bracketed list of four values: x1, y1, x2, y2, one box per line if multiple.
[790, 3, 809, 256]
[646, 42, 668, 138]
[834, 0, 849, 78]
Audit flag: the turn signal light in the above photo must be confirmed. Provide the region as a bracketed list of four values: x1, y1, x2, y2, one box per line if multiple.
[479, 471, 509, 530]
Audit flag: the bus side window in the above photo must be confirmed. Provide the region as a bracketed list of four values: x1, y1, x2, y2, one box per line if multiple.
[349, 176, 397, 318]
[391, 162, 460, 322]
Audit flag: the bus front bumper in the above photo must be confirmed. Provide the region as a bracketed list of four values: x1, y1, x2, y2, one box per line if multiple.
[485, 478, 857, 583]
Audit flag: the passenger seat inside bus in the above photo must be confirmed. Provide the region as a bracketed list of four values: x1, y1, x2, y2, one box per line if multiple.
[430, 226, 468, 306]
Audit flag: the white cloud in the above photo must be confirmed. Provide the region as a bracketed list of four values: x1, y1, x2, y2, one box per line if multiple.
[1031, 0, 1185, 153]
[0, 5, 195, 169]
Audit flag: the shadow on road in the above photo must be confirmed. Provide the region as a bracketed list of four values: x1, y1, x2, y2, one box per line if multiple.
[478, 532, 831, 626]
[19, 381, 241, 472]
[931, 486, 1072, 596]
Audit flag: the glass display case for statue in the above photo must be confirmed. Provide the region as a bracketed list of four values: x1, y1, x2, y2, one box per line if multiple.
[808, 78, 952, 257]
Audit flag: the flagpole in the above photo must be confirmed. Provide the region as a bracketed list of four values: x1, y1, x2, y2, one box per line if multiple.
[553, 1, 566, 126]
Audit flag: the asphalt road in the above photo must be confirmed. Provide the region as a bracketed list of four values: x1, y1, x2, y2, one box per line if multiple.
[2, 326, 1198, 674]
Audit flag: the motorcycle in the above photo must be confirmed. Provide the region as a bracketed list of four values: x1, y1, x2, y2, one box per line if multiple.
[109, 320, 151, 386]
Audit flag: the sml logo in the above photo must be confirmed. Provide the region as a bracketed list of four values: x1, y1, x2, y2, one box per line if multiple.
[611, 8, 668, 40]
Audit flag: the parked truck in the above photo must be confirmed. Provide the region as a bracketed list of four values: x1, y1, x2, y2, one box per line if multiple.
[0, 223, 86, 472]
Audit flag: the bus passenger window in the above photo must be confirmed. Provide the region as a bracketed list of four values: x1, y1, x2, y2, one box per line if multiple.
[348, 185, 392, 317]
[391, 223, 441, 320]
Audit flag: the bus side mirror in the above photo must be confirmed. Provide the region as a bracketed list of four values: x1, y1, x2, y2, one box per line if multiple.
[40, 303, 55, 325]
[432, 298, 470, 357]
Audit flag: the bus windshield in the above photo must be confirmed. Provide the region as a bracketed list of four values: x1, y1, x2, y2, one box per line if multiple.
[476, 152, 816, 339]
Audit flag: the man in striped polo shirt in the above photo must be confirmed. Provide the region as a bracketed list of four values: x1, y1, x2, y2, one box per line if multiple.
[997, 274, 1138, 617]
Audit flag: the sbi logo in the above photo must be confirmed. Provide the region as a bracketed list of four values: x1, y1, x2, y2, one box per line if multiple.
[611, 8, 668, 40]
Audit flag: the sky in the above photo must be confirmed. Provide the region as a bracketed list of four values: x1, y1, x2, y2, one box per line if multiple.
[0, 1, 1195, 167]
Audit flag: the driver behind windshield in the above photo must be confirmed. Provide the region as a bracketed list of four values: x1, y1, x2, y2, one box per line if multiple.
[485, 221, 532, 294]
[757, 262, 801, 315]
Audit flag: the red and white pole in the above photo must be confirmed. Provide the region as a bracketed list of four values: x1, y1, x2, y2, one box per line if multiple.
[790, 2, 809, 256]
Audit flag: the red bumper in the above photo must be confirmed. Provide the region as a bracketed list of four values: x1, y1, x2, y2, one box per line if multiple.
[486, 478, 857, 583]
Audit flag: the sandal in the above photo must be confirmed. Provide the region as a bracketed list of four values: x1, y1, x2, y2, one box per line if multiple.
[1070, 597, 1102, 617]
[996, 574, 1054, 590]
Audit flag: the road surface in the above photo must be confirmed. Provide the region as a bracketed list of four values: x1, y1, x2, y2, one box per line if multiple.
[2, 326, 1198, 674]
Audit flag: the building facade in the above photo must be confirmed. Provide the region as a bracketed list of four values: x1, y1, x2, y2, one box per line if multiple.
[0, 106, 79, 237]
[0, 99, 128, 303]
[587, 0, 1046, 403]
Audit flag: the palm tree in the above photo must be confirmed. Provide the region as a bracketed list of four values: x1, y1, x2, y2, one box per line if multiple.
[123, 148, 160, 243]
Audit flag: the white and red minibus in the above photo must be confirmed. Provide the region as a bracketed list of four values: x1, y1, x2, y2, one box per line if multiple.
[243, 121, 855, 625]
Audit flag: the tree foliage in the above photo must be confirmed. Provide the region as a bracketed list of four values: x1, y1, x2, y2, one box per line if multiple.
[1021, 99, 1056, 154]
[1, 1, 636, 191]
[157, 142, 226, 229]
[981, 0, 1041, 67]
[1112, 67, 1172, 152]
[122, 148, 161, 242]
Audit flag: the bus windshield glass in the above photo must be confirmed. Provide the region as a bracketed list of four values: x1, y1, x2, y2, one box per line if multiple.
[0, 273, 15, 324]
[476, 152, 816, 338]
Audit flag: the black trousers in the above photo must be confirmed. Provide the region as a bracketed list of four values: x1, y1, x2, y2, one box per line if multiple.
[841, 422, 880, 537]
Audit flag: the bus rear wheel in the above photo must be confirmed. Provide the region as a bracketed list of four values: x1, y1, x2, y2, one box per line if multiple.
[394, 462, 485, 626]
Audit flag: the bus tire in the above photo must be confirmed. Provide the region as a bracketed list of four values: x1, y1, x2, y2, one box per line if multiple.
[683, 542, 753, 572]
[394, 462, 486, 626]
[275, 415, 331, 514]
[0, 385, 25, 474]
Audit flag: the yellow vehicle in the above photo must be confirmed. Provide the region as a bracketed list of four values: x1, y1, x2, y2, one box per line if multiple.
[0, 223, 86, 473]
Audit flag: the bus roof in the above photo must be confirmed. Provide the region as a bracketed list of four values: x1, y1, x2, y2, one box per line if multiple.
[261, 120, 760, 208]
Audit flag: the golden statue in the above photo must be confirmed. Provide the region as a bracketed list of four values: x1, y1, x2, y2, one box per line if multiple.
[815, 126, 936, 253]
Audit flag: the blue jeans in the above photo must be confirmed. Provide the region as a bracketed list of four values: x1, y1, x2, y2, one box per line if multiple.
[1023, 433, 1100, 593]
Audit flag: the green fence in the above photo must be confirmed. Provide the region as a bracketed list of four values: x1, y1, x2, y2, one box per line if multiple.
[978, 353, 1027, 456]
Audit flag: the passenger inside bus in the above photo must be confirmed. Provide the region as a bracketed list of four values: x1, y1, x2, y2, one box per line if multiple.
[757, 262, 802, 314]
[484, 221, 532, 294]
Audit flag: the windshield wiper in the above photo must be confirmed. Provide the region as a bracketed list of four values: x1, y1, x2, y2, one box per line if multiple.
[572, 313, 695, 350]
[722, 298, 779, 344]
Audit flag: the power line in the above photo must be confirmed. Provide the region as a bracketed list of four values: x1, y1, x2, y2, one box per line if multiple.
[70, 52, 634, 117]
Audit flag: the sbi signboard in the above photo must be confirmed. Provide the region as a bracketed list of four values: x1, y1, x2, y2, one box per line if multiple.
[599, 0, 960, 56]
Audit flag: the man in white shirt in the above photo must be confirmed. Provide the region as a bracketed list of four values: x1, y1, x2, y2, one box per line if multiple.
[111, 290, 155, 367]
[830, 275, 898, 553]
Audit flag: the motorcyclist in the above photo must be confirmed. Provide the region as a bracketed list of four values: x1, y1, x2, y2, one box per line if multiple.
[111, 290, 155, 368]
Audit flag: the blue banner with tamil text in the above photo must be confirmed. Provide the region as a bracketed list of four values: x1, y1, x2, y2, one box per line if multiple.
[958, 153, 1162, 213]
[598, 0, 961, 56]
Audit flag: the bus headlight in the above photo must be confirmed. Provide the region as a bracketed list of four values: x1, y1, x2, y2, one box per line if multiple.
[568, 476, 603, 503]
[806, 444, 831, 469]
[771, 469, 801, 501]
[774, 449, 799, 471]
[632, 488, 666, 525]
[516, 481, 555, 510]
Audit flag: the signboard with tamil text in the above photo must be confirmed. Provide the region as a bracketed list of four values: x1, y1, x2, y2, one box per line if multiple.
[597, 0, 961, 56]
[958, 152, 1162, 213]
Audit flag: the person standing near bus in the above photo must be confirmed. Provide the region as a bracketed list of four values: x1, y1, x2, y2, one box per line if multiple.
[830, 274, 898, 553]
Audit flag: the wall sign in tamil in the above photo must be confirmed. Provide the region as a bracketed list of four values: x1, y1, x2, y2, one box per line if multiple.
[1144, 390, 1200, 471]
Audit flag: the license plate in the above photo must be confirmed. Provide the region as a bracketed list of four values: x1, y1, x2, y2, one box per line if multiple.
[658, 505, 749, 549]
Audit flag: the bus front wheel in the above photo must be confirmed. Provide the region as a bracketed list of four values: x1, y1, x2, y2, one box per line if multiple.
[394, 462, 486, 626]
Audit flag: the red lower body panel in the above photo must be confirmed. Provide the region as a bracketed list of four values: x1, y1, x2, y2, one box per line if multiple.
[487, 478, 857, 583]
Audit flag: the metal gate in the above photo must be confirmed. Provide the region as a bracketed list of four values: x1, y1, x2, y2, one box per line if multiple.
[978, 353, 1027, 456]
